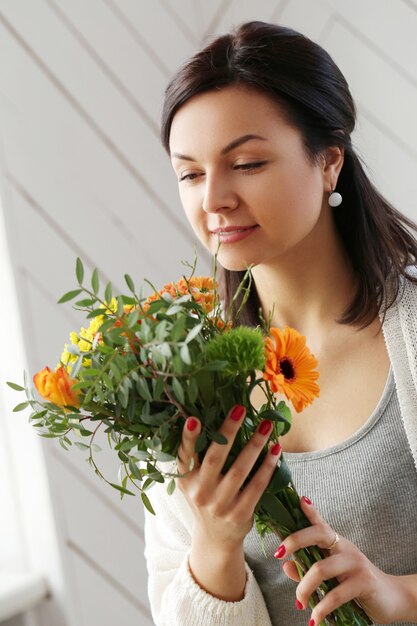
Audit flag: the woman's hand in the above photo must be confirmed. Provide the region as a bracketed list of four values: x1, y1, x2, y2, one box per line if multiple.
[274, 496, 417, 625]
[176, 405, 282, 601]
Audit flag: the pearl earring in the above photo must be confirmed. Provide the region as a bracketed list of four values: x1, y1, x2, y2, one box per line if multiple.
[328, 186, 342, 207]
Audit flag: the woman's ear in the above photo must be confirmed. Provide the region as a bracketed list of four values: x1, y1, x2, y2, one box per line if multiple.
[321, 146, 344, 191]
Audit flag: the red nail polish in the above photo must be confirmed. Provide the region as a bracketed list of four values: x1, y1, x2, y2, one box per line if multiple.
[230, 404, 245, 421]
[259, 419, 272, 435]
[302, 496, 312, 505]
[295, 598, 303, 610]
[309, 619, 315, 626]
[274, 544, 286, 558]
[187, 417, 198, 431]
[271, 443, 282, 456]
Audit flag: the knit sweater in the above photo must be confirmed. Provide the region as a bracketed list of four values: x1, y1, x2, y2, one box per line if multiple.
[143, 267, 417, 626]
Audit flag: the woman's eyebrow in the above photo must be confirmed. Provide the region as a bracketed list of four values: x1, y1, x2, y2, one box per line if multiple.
[170, 134, 268, 161]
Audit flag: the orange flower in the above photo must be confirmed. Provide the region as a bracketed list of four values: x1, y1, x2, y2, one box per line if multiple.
[176, 276, 219, 313]
[263, 326, 320, 413]
[33, 366, 81, 408]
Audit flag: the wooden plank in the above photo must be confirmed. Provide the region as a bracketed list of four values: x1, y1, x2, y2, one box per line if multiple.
[0, 26, 206, 288]
[0, 1, 197, 248]
[209, 0, 286, 38]
[115, 0, 198, 70]
[66, 545, 154, 626]
[319, 0, 417, 80]
[54, 457, 149, 604]
[279, 0, 334, 42]
[322, 19, 417, 156]
[47, 0, 169, 128]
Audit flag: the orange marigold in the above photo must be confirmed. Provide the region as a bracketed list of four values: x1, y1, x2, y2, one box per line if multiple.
[263, 326, 320, 413]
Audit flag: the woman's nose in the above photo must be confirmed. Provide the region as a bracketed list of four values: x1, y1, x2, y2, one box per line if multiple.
[201, 174, 238, 214]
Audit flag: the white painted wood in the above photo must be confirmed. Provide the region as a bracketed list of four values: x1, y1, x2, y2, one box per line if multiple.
[1, 2, 417, 626]
[67, 548, 154, 626]
[209, 0, 286, 37]
[0, 573, 48, 622]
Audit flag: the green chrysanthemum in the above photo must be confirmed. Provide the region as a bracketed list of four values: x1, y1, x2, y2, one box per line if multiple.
[205, 326, 266, 376]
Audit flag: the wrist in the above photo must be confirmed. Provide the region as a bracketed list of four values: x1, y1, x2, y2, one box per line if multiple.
[189, 534, 246, 601]
[391, 574, 417, 622]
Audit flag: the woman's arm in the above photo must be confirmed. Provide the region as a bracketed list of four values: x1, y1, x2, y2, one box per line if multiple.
[143, 474, 273, 626]
[143, 404, 282, 625]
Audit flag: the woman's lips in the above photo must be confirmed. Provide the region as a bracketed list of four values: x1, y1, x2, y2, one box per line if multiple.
[211, 225, 259, 243]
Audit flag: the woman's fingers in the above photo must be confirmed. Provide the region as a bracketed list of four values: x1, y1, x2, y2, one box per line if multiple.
[234, 438, 282, 515]
[198, 404, 247, 485]
[274, 496, 342, 558]
[176, 416, 202, 477]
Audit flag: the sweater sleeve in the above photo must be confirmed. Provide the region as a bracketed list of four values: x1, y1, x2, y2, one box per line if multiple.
[143, 469, 273, 626]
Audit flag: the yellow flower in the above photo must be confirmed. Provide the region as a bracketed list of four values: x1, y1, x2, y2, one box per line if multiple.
[58, 299, 118, 373]
[263, 326, 320, 413]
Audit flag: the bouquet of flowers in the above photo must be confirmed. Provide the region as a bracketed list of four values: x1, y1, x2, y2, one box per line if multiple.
[8, 254, 372, 626]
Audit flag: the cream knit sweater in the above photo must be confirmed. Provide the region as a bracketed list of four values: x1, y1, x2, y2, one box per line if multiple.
[143, 268, 417, 626]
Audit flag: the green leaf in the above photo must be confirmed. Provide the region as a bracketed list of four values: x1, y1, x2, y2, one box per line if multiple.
[152, 376, 164, 400]
[76, 258, 85, 284]
[171, 316, 187, 342]
[110, 482, 135, 496]
[153, 451, 176, 462]
[195, 431, 207, 454]
[136, 377, 153, 402]
[91, 268, 99, 294]
[172, 377, 185, 404]
[258, 492, 296, 532]
[125, 274, 135, 293]
[75, 297, 97, 308]
[74, 442, 89, 451]
[57, 289, 83, 304]
[211, 431, 228, 445]
[167, 478, 176, 495]
[187, 377, 198, 404]
[267, 459, 292, 493]
[141, 492, 155, 515]
[13, 401, 29, 412]
[185, 322, 203, 344]
[86, 308, 106, 319]
[128, 459, 142, 480]
[180, 343, 191, 365]
[104, 282, 113, 304]
[7, 381, 25, 392]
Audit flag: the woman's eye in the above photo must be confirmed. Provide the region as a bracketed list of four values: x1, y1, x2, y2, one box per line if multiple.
[178, 161, 267, 183]
[178, 172, 200, 182]
[235, 161, 267, 173]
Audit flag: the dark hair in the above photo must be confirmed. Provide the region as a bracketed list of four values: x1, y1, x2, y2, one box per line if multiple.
[160, 20, 417, 330]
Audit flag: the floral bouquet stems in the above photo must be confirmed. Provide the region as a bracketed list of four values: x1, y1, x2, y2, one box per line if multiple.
[8, 252, 372, 626]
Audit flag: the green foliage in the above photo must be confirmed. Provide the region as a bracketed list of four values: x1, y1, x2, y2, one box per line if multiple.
[8, 253, 318, 588]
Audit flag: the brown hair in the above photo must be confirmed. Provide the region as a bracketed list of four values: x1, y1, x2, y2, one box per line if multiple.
[161, 21, 417, 329]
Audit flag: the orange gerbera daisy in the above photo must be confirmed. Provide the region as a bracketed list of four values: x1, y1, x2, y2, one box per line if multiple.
[263, 326, 320, 413]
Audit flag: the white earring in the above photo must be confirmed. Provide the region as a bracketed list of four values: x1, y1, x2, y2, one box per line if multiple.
[328, 187, 342, 207]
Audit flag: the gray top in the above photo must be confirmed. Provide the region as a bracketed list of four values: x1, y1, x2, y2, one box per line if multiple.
[244, 365, 417, 626]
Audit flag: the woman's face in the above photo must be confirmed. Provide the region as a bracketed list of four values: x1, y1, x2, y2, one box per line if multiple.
[169, 84, 332, 271]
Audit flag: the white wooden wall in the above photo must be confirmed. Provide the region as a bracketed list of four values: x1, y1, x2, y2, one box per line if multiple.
[1, 1, 416, 625]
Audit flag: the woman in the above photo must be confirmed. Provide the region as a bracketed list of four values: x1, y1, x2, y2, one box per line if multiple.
[143, 21, 417, 625]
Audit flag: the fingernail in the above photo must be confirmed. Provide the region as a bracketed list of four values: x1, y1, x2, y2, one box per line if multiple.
[186, 417, 198, 431]
[302, 496, 312, 505]
[309, 620, 315, 626]
[230, 404, 245, 421]
[295, 599, 303, 610]
[259, 419, 272, 435]
[270, 443, 282, 456]
[274, 544, 286, 559]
